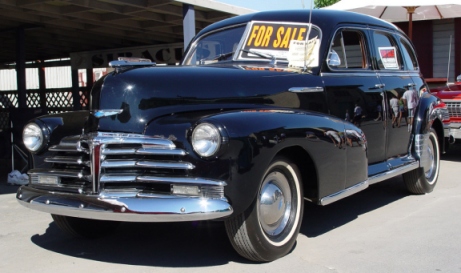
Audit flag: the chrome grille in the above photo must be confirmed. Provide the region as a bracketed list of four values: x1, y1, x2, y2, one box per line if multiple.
[445, 101, 461, 118]
[29, 132, 226, 198]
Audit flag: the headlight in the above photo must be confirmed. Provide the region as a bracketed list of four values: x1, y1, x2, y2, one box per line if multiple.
[192, 123, 221, 157]
[23, 123, 44, 152]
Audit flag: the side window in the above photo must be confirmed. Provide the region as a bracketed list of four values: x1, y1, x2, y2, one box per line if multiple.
[329, 29, 368, 69]
[400, 38, 419, 71]
[373, 31, 401, 70]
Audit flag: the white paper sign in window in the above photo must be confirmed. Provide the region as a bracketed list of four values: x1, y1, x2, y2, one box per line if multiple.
[287, 36, 319, 68]
[378, 47, 399, 69]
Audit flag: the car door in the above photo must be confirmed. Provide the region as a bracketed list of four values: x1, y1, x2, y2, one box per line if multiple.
[322, 27, 385, 187]
[398, 35, 426, 108]
[370, 30, 413, 160]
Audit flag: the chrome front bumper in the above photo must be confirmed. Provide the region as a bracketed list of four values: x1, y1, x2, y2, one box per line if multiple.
[16, 186, 233, 222]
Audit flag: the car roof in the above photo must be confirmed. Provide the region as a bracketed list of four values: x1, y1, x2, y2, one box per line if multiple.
[196, 9, 401, 37]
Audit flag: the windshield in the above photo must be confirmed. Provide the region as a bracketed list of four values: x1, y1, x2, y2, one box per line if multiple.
[183, 22, 322, 68]
[183, 26, 246, 65]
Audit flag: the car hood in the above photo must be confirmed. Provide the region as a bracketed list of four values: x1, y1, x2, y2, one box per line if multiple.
[88, 64, 321, 134]
[431, 89, 461, 100]
[430, 82, 461, 100]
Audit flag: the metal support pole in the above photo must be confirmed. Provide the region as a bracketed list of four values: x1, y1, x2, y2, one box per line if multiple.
[183, 4, 196, 50]
[38, 60, 46, 109]
[16, 27, 27, 109]
[85, 68, 94, 109]
[71, 69, 80, 110]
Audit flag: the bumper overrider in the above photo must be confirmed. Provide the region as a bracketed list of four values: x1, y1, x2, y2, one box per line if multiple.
[16, 132, 233, 222]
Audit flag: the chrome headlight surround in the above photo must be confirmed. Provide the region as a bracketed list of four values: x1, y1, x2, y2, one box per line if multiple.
[23, 121, 49, 153]
[191, 123, 222, 158]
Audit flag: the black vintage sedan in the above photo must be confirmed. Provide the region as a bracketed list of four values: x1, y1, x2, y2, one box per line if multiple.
[17, 9, 450, 262]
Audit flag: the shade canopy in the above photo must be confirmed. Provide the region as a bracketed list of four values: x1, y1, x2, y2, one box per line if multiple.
[325, 0, 461, 39]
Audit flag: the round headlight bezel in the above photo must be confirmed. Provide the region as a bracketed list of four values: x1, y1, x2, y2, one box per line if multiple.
[191, 123, 222, 158]
[23, 122, 47, 153]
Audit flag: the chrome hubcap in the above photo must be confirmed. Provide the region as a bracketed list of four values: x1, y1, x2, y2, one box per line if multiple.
[258, 171, 291, 237]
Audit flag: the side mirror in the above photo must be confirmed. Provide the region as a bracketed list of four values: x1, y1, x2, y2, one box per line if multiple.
[456, 74, 461, 82]
[327, 50, 341, 67]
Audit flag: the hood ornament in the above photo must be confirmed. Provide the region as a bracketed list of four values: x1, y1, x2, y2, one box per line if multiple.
[91, 109, 124, 118]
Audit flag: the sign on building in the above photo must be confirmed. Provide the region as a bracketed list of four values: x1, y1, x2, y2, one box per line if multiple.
[70, 43, 184, 69]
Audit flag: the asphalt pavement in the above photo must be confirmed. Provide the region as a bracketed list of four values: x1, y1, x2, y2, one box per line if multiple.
[1, 146, 460, 273]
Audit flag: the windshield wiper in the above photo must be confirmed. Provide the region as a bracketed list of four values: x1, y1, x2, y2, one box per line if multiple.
[241, 49, 277, 66]
[213, 52, 235, 61]
[199, 49, 278, 65]
[199, 51, 235, 64]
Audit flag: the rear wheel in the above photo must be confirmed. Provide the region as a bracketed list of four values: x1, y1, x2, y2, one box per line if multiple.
[403, 128, 440, 194]
[52, 214, 120, 239]
[225, 156, 304, 262]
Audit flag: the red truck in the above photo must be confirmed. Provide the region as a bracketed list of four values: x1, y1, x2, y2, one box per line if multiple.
[430, 79, 459, 143]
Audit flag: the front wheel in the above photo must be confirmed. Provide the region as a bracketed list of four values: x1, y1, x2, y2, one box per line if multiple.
[225, 156, 304, 262]
[403, 128, 440, 194]
[52, 214, 120, 239]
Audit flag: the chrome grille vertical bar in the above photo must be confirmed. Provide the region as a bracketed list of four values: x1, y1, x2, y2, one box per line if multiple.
[90, 140, 102, 193]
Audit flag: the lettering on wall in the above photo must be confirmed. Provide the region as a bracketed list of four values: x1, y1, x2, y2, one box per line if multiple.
[70, 44, 184, 69]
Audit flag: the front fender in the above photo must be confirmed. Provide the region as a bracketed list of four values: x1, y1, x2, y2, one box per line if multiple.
[29, 111, 89, 169]
[198, 109, 366, 215]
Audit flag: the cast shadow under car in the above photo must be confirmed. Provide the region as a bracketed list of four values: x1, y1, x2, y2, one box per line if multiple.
[30, 176, 408, 266]
[300, 175, 408, 237]
[31, 219, 249, 267]
[440, 143, 461, 163]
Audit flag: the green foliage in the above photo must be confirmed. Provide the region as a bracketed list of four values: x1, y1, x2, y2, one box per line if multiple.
[314, 0, 340, 9]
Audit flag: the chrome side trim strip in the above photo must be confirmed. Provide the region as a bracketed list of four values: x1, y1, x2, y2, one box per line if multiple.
[17, 186, 233, 222]
[101, 160, 195, 170]
[368, 161, 419, 185]
[320, 181, 368, 206]
[321, 72, 377, 77]
[377, 72, 413, 77]
[320, 160, 420, 206]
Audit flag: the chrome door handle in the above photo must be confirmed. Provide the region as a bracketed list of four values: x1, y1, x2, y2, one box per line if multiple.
[289, 87, 324, 93]
[370, 83, 385, 90]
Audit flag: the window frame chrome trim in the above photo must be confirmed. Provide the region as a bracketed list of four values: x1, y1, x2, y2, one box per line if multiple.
[326, 26, 371, 72]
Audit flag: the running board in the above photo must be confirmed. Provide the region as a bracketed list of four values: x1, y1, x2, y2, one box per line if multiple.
[319, 161, 419, 206]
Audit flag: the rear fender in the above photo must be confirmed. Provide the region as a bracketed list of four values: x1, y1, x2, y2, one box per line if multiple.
[413, 93, 444, 160]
